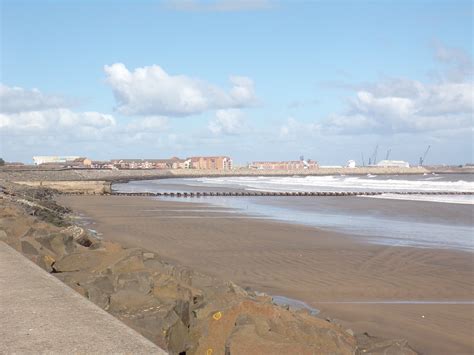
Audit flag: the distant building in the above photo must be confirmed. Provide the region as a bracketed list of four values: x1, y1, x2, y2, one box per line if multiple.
[250, 160, 318, 170]
[150, 157, 189, 169]
[91, 161, 114, 169]
[110, 157, 193, 169]
[178, 159, 192, 169]
[188, 156, 233, 170]
[146, 159, 172, 169]
[376, 160, 410, 168]
[67, 157, 92, 168]
[111, 159, 149, 169]
[346, 160, 356, 168]
[33, 156, 81, 165]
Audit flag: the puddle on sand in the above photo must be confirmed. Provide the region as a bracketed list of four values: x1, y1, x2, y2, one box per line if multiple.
[272, 295, 320, 316]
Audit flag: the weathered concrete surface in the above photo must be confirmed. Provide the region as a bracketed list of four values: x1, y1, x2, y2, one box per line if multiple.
[12, 180, 111, 194]
[0, 242, 166, 354]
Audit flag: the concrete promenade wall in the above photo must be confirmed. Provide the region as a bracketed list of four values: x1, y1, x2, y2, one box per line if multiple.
[0, 242, 166, 354]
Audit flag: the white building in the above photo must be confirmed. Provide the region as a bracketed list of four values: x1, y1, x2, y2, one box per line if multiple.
[376, 160, 410, 168]
[33, 156, 81, 165]
[346, 160, 356, 168]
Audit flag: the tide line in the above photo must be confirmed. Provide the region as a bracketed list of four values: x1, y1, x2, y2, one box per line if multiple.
[141, 209, 234, 212]
[140, 216, 271, 219]
[315, 300, 474, 305]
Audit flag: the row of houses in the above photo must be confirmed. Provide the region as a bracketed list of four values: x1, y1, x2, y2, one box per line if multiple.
[249, 159, 319, 170]
[32, 156, 323, 171]
[110, 156, 233, 170]
[32, 156, 234, 170]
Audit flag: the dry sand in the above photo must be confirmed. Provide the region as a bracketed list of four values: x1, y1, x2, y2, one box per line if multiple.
[58, 195, 474, 354]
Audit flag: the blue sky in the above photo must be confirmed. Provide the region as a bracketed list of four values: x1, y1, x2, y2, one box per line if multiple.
[1, 0, 472, 165]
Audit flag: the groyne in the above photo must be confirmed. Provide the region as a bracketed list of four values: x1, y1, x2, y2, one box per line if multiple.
[58, 190, 474, 197]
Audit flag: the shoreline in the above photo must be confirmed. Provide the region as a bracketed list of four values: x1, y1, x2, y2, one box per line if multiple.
[58, 194, 474, 355]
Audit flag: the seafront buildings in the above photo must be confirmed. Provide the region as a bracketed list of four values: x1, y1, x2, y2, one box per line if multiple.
[249, 159, 319, 170]
[188, 156, 233, 170]
[26, 155, 423, 171]
[376, 160, 410, 168]
[28, 155, 328, 171]
[111, 156, 233, 170]
[33, 156, 83, 165]
[111, 157, 188, 170]
[30, 155, 234, 170]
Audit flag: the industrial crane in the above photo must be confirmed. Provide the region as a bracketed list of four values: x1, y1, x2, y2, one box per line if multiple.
[419, 145, 431, 166]
[368, 144, 379, 166]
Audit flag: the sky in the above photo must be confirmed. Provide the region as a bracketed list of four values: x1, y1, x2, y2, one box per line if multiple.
[0, 0, 473, 165]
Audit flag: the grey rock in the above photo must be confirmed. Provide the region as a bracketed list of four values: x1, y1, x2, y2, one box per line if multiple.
[86, 285, 110, 310]
[143, 252, 155, 260]
[21, 241, 39, 255]
[115, 271, 153, 295]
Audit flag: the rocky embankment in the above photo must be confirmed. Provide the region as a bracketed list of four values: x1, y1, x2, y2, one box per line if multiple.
[0, 183, 417, 355]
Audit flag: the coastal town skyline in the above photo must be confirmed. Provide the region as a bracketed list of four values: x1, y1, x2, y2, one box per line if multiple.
[6, 152, 427, 168]
[1, 0, 473, 165]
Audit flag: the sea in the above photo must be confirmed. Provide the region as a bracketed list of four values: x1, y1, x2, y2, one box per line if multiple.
[114, 174, 474, 252]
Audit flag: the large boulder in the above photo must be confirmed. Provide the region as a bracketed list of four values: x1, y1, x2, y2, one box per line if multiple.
[115, 271, 154, 295]
[54, 251, 103, 272]
[193, 299, 356, 355]
[109, 289, 156, 313]
[356, 332, 418, 355]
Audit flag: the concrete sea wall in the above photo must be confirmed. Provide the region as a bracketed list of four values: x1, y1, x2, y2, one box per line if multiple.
[13, 180, 112, 194]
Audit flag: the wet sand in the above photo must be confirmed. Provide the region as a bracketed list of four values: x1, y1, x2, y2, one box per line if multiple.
[58, 195, 474, 354]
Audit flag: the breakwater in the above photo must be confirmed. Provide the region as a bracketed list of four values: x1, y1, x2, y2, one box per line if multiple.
[2, 166, 432, 183]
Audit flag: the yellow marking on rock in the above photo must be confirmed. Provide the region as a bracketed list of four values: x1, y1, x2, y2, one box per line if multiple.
[212, 311, 222, 321]
[44, 255, 55, 265]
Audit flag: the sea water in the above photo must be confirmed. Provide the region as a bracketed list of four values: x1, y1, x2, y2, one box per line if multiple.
[114, 174, 474, 251]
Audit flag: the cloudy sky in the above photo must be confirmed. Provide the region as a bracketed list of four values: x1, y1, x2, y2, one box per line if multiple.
[1, 0, 472, 165]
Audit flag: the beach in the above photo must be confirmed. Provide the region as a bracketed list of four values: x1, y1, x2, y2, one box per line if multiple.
[58, 194, 474, 354]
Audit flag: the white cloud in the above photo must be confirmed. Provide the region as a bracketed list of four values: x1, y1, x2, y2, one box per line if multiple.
[104, 63, 257, 117]
[0, 84, 69, 113]
[279, 117, 321, 139]
[163, 0, 272, 12]
[287, 98, 318, 109]
[314, 42, 474, 136]
[0, 109, 116, 138]
[433, 41, 473, 82]
[0, 84, 118, 141]
[0, 84, 173, 161]
[0, 83, 178, 163]
[324, 79, 473, 134]
[126, 116, 168, 132]
[208, 109, 245, 135]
